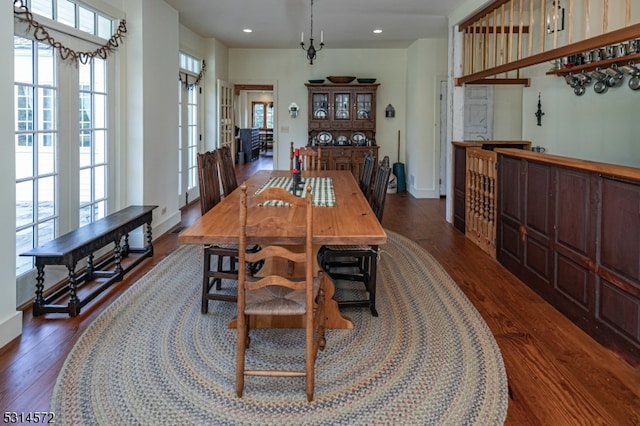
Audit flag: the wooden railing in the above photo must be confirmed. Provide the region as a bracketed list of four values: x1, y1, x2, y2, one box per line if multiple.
[465, 147, 498, 258]
[456, 0, 640, 85]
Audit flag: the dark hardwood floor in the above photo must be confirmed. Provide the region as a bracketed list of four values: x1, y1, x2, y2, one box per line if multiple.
[1, 153, 639, 424]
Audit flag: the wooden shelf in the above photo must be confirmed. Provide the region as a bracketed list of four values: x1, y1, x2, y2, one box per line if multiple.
[547, 52, 640, 76]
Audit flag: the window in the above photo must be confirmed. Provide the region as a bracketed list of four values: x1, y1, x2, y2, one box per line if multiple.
[252, 102, 273, 129]
[178, 52, 202, 206]
[14, 1, 116, 296]
[14, 37, 59, 277]
[78, 58, 108, 227]
[26, 0, 114, 39]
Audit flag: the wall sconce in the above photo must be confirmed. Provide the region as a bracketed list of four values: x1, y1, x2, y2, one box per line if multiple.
[289, 102, 299, 118]
[546, 0, 565, 33]
[385, 104, 395, 118]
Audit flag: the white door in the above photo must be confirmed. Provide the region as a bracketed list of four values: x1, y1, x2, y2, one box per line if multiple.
[439, 80, 448, 196]
[463, 85, 493, 141]
[218, 79, 234, 157]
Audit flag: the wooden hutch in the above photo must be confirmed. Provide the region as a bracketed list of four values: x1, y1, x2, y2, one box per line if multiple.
[304, 82, 380, 180]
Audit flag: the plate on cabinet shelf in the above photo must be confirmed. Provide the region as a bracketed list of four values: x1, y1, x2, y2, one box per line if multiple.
[336, 110, 349, 119]
[357, 109, 370, 119]
[314, 108, 327, 119]
[335, 135, 349, 146]
[351, 132, 367, 145]
[316, 131, 333, 145]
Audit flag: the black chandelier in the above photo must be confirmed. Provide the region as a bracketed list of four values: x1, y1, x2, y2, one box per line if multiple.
[300, 0, 324, 64]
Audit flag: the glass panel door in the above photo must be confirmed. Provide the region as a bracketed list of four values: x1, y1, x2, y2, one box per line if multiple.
[312, 92, 328, 120]
[356, 93, 372, 120]
[333, 92, 350, 121]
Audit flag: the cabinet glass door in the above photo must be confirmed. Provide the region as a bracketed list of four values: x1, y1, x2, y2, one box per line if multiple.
[333, 93, 350, 120]
[356, 93, 373, 120]
[312, 93, 329, 121]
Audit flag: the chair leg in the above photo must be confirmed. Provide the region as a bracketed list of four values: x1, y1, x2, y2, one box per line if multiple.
[236, 314, 247, 398]
[202, 250, 211, 314]
[216, 255, 225, 290]
[368, 249, 379, 317]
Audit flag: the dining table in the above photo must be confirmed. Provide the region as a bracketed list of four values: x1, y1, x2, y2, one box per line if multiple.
[178, 169, 387, 329]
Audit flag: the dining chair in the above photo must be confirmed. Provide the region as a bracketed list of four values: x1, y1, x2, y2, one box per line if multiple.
[216, 145, 239, 197]
[197, 151, 241, 313]
[318, 158, 392, 316]
[236, 184, 327, 402]
[290, 141, 320, 171]
[358, 149, 375, 200]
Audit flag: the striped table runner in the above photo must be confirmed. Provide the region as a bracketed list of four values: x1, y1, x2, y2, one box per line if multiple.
[255, 177, 335, 207]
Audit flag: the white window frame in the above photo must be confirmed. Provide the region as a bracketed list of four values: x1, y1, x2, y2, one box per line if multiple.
[14, 5, 118, 306]
[178, 52, 202, 208]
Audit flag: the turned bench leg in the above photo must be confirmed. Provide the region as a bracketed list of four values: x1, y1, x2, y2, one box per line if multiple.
[67, 263, 81, 317]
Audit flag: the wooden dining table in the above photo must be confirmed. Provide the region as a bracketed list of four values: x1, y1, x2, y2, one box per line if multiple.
[178, 169, 387, 329]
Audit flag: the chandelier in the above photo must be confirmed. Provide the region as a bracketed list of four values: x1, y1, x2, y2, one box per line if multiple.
[300, 0, 324, 64]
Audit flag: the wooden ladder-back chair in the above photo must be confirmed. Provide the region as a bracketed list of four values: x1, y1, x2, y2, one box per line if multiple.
[358, 149, 375, 200]
[197, 151, 241, 313]
[318, 158, 392, 317]
[290, 141, 320, 171]
[217, 145, 239, 197]
[236, 184, 327, 402]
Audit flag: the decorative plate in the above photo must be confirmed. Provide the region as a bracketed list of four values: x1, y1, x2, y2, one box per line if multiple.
[336, 109, 349, 119]
[357, 109, 370, 119]
[335, 135, 349, 145]
[317, 131, 333, 145]
[351, 132, 366, 145]
[314, 108, 327, 119]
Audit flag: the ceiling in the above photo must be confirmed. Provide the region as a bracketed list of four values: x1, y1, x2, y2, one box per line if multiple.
[163, 0, 470, 49]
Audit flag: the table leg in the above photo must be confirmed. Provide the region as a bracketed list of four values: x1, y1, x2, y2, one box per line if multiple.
[322, 273, 354, 329]
[32, 264, 46, 316]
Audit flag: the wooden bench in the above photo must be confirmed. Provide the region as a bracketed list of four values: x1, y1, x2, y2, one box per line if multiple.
[21, 205, 157, 317]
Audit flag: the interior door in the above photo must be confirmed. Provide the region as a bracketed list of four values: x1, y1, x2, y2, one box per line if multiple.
[463, 85, 493, 141]
[439, 80, 448, 196]
[218, 79, 234, 159]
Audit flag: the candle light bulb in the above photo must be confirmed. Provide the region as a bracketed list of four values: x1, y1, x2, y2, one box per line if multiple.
[301, 32, 304, 43]
[320, 31, 323, 43]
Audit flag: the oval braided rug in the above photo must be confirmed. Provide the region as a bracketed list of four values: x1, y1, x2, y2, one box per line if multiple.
[50, 231, 508, 425]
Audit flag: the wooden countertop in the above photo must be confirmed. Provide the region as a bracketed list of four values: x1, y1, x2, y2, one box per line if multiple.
[494, 148, 640, 182]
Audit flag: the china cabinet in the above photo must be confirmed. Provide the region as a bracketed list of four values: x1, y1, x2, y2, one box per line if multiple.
[305, 83, 380, 181]
[306, 83, 378, 141]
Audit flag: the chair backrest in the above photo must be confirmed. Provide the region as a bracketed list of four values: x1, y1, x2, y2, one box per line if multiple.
[359, 150, 375, 199]
[197, 150, 222, 216]
[238, 184, 314, 312]
[216, 145, 238, 196]
[290, 142, 320, 171]
[370, 158, 392, 222]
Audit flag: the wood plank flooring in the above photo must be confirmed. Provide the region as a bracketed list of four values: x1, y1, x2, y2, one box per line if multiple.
[1, 154, 639, 424]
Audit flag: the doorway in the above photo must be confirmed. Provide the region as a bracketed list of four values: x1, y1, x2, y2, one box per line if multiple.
[234, 84, 274, 169]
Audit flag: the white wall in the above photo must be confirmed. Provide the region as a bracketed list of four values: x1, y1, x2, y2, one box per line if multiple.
[493, 86, 523, 140]
[521, 63, 640, 167]
[406, 38, 449, 198]
[228, 48, 408, 171]
[0, 0, 22, 348]
[123, 0, 181, 238]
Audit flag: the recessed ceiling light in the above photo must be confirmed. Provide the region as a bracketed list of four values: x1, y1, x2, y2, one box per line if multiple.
[243, 28, 253, 33]
[373, 29, 383, 34]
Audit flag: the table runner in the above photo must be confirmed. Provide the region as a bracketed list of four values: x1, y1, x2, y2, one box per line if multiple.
[255, 176, 335, 207]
